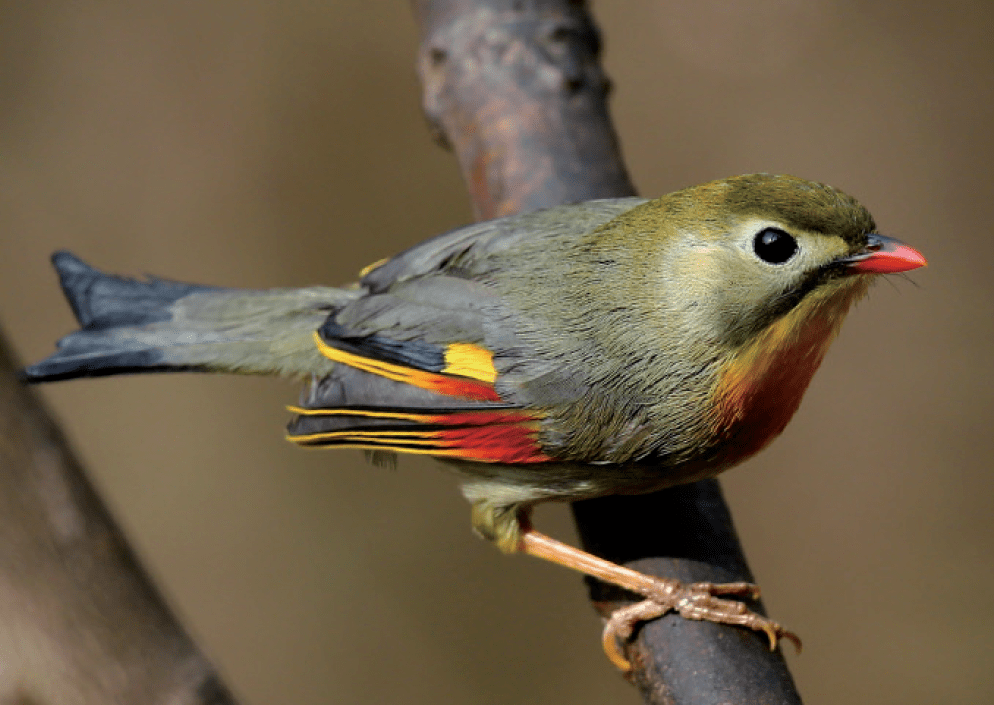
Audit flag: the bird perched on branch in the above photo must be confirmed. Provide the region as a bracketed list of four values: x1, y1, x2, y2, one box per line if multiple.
[24, 173, 926, 669]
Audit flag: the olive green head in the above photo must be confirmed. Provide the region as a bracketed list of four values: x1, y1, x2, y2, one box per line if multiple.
[596, 173, 881, 350]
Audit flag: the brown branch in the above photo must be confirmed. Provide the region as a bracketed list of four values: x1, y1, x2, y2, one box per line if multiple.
[0, 332, 239, 704]
[412, 0, 634, 219]
[410, 1, 802, 702]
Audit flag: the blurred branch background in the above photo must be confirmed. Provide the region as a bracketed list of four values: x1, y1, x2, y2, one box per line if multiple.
[1, 2, 991, 703]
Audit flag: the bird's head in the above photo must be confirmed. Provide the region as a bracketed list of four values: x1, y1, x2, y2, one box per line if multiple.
[590, 173, 926, 466]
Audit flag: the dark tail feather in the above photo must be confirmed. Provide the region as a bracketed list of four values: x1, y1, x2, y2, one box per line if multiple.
[52, 250, 211, 330]
[23, 252, 351, 383]
[22, 349, 190, 382]
[22, 252, 216, 382]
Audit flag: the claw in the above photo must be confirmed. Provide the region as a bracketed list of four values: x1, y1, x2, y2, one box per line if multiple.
[602, 628, 632, 671]
[783, 630, 803, 654]
[758, 620, 802, 653]
[601, 599, 670, 672]
[762, 624, 778, 650]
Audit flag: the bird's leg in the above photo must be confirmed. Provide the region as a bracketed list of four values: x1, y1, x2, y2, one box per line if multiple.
[517, 519, 801, 671]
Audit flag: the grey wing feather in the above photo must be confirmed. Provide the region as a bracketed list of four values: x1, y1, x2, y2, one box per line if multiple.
[334, 276, 491, 345]
[342, 199, 648, 400]
[360, 199, 645, 291]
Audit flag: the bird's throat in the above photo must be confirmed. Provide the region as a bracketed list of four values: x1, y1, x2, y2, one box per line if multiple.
[709, 278, 869, 468]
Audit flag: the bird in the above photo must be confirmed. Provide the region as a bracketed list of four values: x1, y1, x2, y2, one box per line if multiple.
[23, 173, 927, 669]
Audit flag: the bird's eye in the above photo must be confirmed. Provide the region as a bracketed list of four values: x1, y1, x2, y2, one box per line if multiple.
[753, 228, 798, 264]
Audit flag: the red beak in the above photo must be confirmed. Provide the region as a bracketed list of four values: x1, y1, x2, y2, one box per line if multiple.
[842, 234, 927, 274]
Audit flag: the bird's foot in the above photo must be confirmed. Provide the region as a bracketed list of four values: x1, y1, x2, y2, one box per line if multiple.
[602, 579, 802, 671]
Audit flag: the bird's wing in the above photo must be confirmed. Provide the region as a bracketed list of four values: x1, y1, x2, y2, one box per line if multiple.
[285, 274, 552, 463]
[286, 198, 647, 464]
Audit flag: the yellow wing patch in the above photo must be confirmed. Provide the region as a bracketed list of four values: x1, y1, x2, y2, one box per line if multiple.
[442, 343, 497, 383]
[358, 257, 389, 278]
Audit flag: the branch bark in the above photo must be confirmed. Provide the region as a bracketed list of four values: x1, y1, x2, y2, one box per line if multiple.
[410, 2, 802, 702]
[0, 333, 239, 704]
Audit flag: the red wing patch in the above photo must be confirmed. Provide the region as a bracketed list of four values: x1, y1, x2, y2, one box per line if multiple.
[285, 406, 551, 464]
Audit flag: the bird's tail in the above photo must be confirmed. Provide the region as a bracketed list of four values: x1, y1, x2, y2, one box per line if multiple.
[23, 251, 356, 382]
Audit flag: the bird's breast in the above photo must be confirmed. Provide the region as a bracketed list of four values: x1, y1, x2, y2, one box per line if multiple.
[707, 284, 863, 469]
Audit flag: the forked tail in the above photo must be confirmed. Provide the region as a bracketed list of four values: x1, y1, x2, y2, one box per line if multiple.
[23, 251, 355, 382]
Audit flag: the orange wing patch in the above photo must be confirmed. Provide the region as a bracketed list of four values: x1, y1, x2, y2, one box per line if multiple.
[312, 332, 501, 402]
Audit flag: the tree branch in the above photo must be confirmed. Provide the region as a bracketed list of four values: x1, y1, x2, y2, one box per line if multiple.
[411, 2, 802, 702]
[0, 332, 239, 704]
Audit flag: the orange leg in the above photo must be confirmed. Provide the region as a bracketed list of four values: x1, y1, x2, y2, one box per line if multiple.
[518, 528, 801, 670]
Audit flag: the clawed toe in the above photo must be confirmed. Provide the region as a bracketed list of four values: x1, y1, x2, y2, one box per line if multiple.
[601, 579, 800, 671]
[602, 599, 669, 671]
[692, 580, 761, 600]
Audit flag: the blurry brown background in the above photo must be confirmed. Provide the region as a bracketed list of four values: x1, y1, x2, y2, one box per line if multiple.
[1, 1, 991, 703]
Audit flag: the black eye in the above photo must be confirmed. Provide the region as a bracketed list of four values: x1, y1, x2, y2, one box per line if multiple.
[753, 228, 798, 264]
